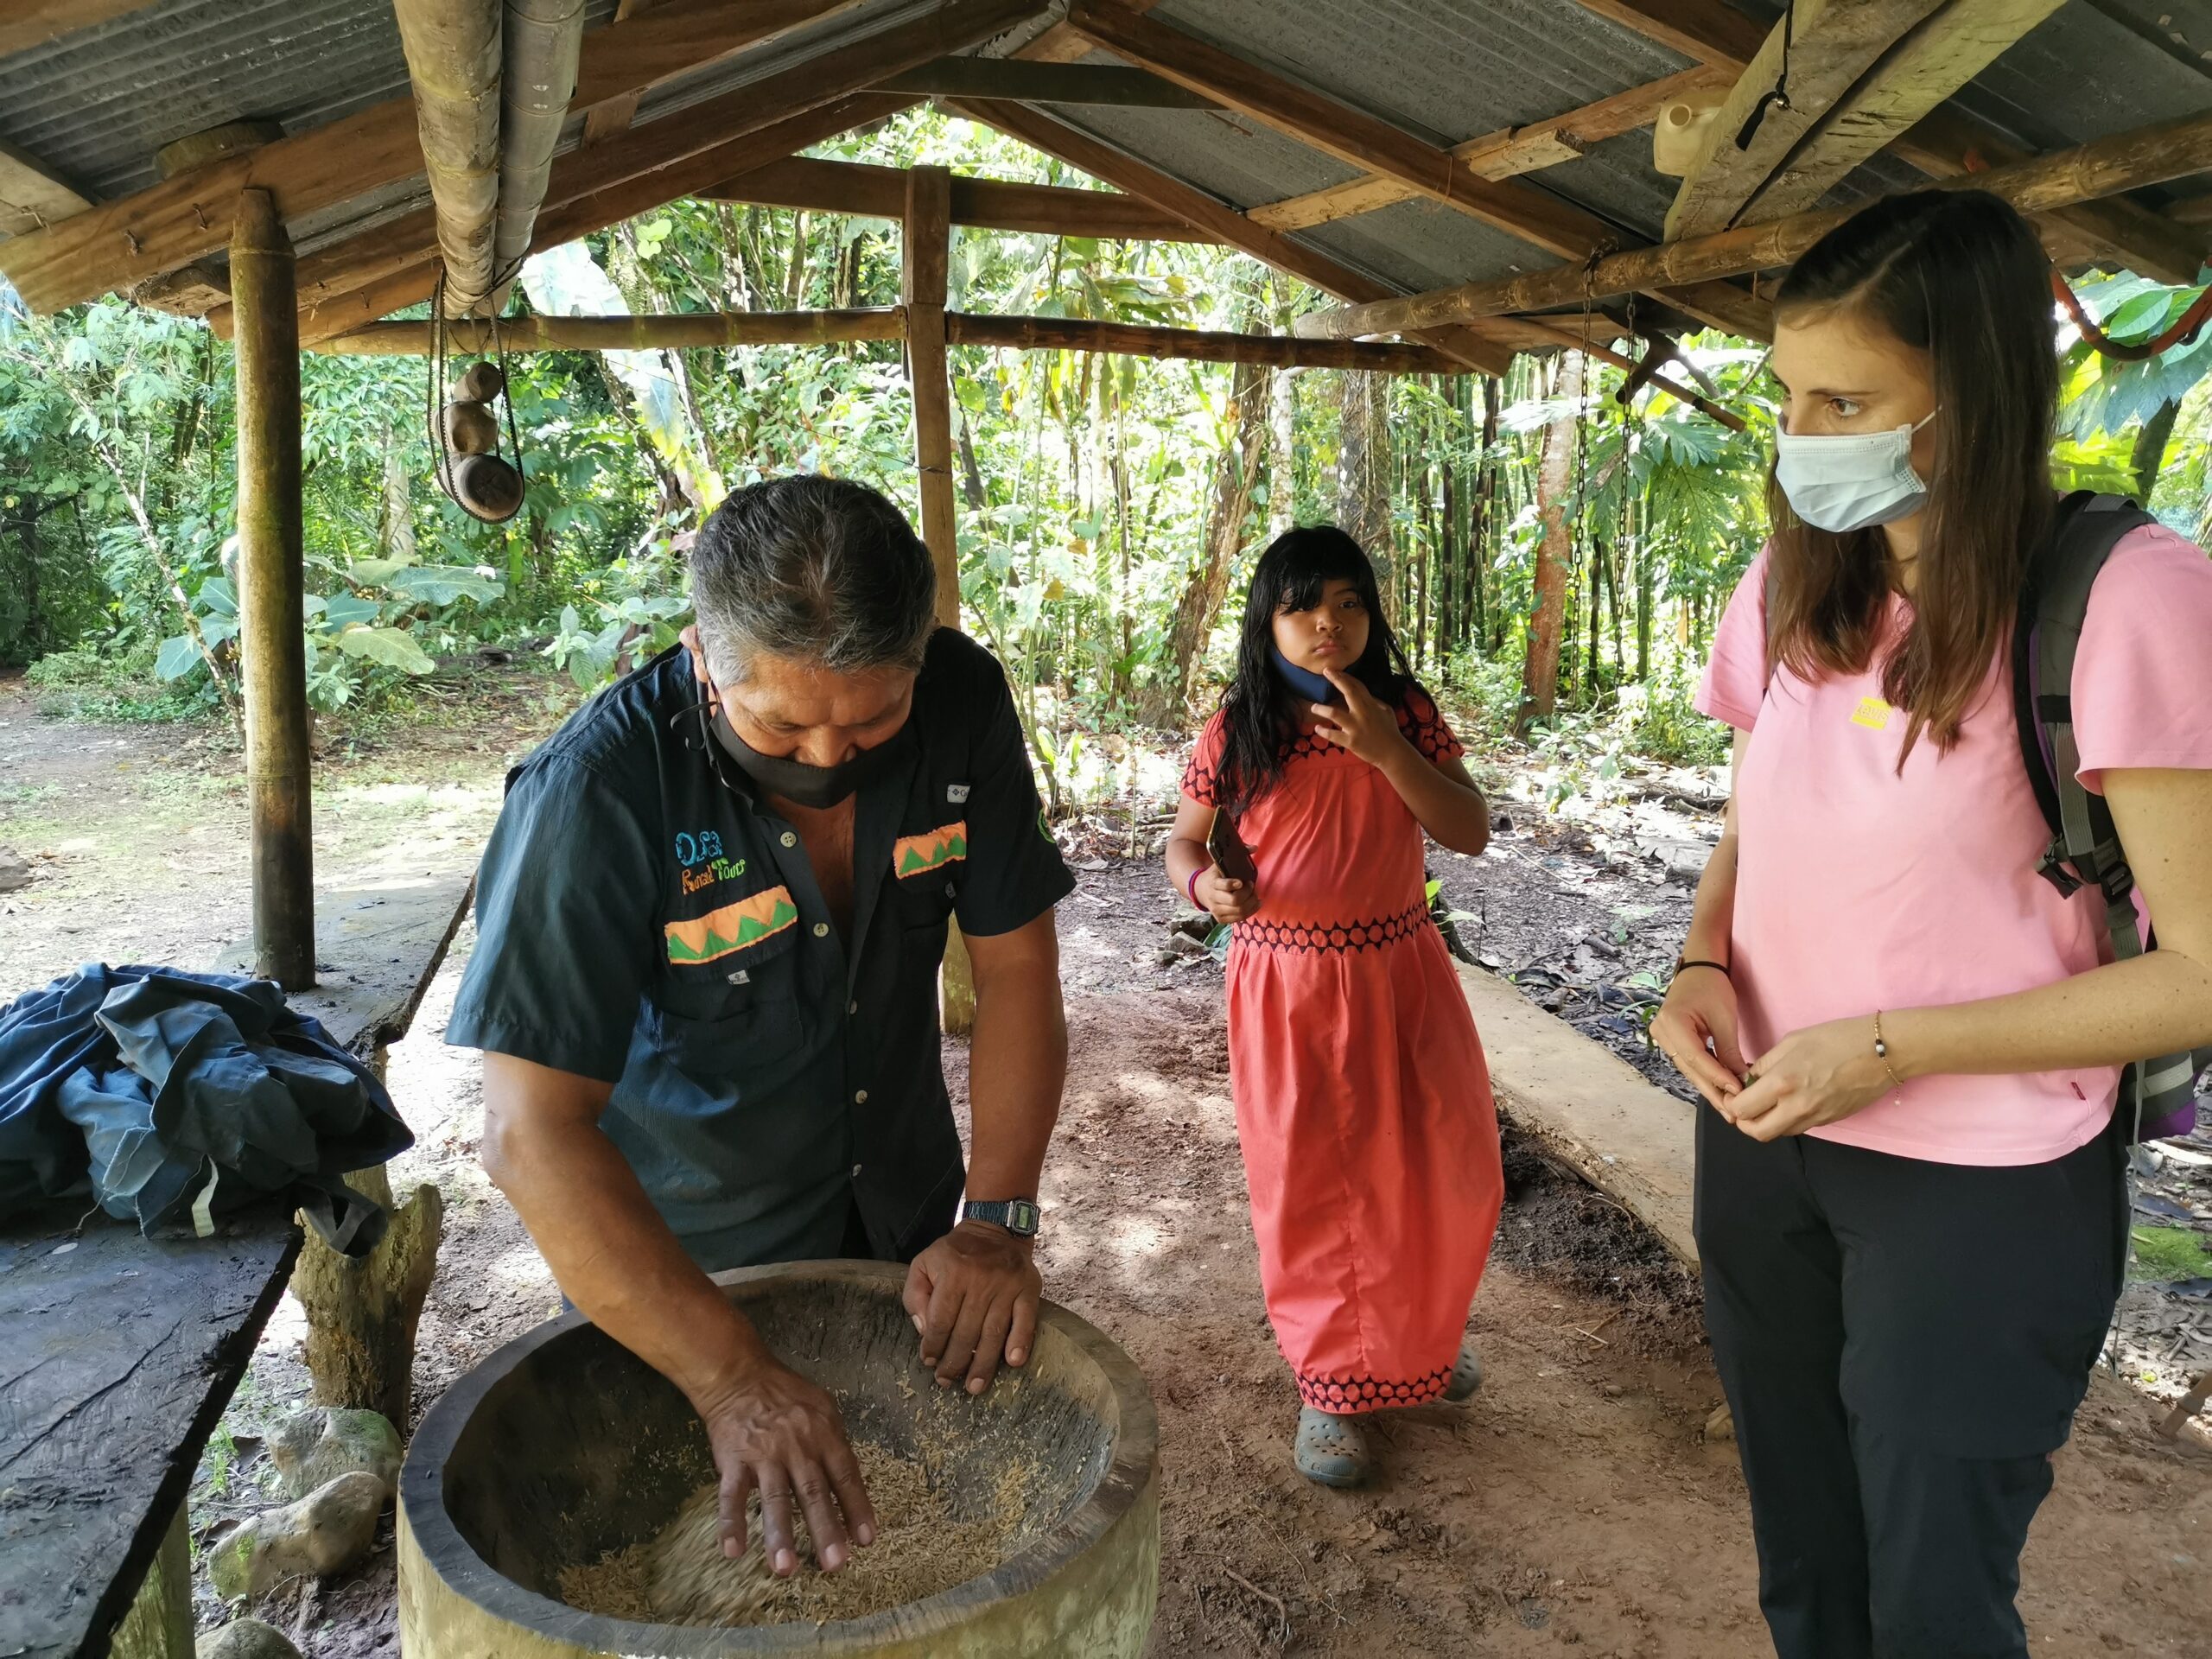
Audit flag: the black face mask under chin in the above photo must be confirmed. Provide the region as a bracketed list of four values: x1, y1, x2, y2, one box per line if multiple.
[703, 702, 912, 810]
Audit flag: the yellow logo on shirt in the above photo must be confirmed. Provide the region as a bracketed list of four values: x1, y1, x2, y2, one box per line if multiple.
[1851, 696, 1894, 731]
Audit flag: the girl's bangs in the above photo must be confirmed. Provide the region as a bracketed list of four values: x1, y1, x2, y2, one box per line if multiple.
[1269, 543, 1372, 613]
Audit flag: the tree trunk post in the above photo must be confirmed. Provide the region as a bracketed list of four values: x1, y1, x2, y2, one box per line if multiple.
[903, 165, 975, 1038]
[108, 1507, 191, 1659]
[1521, 352, 1580, 732]
[232, 188, 315, 991]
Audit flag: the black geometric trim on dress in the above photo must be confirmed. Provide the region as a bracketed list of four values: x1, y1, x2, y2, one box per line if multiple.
[1234, 901, 1433, 956]
[1297, 1363, 1454, 1412]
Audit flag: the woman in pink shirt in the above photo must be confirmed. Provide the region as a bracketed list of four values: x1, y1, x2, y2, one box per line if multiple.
[1651, 188, 2212, 1659]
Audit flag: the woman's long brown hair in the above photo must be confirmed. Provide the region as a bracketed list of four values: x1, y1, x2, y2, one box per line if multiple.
[1765, 189, 2057, 763]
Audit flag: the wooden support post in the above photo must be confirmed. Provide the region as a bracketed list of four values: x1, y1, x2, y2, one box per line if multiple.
[903, 164, 975, 1038]
[107, 1507, 191, 1659]
[289, 1158, 444, 1428]
[232, 188, 315, 991]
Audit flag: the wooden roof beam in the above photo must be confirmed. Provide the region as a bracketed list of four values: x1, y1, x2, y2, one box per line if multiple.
[1061, 0, 1767, 340]
[702, 154, 1217, 242]
[305, 308, 1474, 371]
[941, 95, 1517, 376]
[0, 0, 164, 56]
[1296, 104, 2212, 340]
[870, 58, 1213, 105]
[1667, 0, 1951, 238]
[1582, 0, 2206, 282]
[1730, 0, 2069, 228]
[0, 0, 883, 315]
[0, 138, 92, 238]
[1247, 66, 1732, 232]
[207, 84, 917, 343]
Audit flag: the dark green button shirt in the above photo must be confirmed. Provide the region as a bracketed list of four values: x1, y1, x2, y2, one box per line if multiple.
[447, 630, 1072, 1274]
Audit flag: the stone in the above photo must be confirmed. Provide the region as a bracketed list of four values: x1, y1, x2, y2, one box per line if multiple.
[197, 1618, 303, 1659]
[1703, 1400, 1734, 1444]
[0, 849, 30, 893]
[207, 1471, 387, 1599]
[268, 1406, 402, 1499]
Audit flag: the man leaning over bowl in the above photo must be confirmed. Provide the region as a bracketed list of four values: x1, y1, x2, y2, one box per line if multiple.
[446, 474, 1073, 1580]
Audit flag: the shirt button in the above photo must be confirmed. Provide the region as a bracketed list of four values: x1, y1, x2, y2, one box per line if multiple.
[780, 832, 797, 849]
[812, 922, 830, 938]
[848, 1000, 858, 1014]
[854, 1089, 868, 1104]
[852, 1163, 863, 1178]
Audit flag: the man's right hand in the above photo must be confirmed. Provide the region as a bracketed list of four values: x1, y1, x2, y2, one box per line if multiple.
[1195, 865, 1262, 923]
[693, 1361, 876, 1578]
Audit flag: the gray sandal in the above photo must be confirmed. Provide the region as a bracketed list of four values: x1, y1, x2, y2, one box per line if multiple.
[1443, 1336, 1484, 1402]
[1294, 1407, 1371, 1487]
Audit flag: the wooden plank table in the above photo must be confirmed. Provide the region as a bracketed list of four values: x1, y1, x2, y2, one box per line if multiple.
[0, 1202, 302, 1659]
[0, 870, 475, 1658]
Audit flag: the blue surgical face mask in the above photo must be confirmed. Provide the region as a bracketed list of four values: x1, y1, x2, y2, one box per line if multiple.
[1773, 410, 1936, 533]
[1272, 646, 1338, 705]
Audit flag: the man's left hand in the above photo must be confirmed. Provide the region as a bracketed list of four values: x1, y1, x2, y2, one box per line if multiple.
[1721, 1015, 1892, 1142]
[902, 1221, 1042, 1394]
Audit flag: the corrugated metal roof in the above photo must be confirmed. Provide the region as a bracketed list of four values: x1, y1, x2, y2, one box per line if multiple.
[0, 0, 2202, 321]
[0, 0, 619, 205]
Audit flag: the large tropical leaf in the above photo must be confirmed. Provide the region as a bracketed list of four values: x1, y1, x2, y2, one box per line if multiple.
[388, 565, 505, 605]
[334, 625, 435, 674]
[154, 635, 201, 681]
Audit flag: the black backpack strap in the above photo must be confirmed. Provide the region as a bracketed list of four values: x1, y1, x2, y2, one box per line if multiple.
[2013, 491, 2150, 940]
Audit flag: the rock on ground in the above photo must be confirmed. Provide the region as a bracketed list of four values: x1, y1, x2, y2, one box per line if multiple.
[196, 1617, 302, 1659]
[268, 1407, 402, 1499]
[207, 1471, 387, 1600]
[0, 849, 30, 893]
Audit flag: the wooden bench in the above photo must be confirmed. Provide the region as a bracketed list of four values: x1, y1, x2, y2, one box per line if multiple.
[0, 872, 474, 1659]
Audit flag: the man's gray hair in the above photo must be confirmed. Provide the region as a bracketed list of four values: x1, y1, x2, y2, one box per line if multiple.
[690, 475, 938, 684]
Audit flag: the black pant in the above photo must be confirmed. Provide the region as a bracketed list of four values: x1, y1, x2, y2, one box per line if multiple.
[1694, 1106, 2126, 1659]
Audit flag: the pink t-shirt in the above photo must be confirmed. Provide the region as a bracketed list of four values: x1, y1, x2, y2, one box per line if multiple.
[1695, 525, 2212, 1166]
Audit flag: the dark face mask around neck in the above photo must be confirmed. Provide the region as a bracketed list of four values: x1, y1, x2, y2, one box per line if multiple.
[1272, 645, 1340, 705]
[706, 699, 912, 810]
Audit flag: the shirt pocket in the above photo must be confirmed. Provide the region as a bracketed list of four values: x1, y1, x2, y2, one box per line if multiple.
[652, 926, 810, 1088]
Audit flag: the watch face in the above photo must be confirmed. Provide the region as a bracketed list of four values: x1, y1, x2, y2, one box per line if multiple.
[1007, 1199, 1040, 1235]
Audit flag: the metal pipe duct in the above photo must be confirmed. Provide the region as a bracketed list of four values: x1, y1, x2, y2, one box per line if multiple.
[494, 0, 585, 284]
[391, 0, 503, 314]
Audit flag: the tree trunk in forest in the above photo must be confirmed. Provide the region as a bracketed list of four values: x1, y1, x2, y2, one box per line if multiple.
[1586, 532, 1603, 696]
[957, 412, 988, 510]
[2132, 397, 2180, 498]
[1336, 370, 1389, 558]
[1471, 375, 1500, 653]
[1520, 353, 1580, 733]
[1268, 365, 1298, 538]
[1142, 360, 1272, 728]
[1636, 511, 1654, 682]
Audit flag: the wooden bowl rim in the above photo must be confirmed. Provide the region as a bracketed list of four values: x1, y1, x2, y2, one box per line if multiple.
[401, 1258, 1158, 1655]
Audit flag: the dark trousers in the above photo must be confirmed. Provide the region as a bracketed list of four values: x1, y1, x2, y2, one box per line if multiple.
[1694, 1105, 2126, 1659]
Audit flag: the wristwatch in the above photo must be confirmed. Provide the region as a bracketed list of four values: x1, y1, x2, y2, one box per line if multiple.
[961, 1198, 1041, 1237]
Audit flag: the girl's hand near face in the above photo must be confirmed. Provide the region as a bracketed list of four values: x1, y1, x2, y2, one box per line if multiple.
[1313, 669, 1417, 768]
[1194, 866, 1262, 924]
[1721, 1016, 1893, 1141]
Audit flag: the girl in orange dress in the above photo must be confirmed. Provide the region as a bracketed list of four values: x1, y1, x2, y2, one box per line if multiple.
[1166, 525, 1504, 1486]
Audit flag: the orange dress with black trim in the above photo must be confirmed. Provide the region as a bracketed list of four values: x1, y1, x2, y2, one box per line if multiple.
[1182, 688, 1504, 1411]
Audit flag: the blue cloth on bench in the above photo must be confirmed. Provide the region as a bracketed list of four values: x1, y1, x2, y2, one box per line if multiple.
[0, 964, 411, 1254]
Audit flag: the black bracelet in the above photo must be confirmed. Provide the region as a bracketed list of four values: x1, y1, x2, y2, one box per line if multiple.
[1671, 957, 1731, 983]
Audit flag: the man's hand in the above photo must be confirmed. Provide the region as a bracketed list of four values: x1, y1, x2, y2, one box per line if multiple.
[1195, 864, 1262, 923]
[693, 1361, 876, 1579]
[903, 1220, 1043, 1395]
[1313, 668, 1418, 769]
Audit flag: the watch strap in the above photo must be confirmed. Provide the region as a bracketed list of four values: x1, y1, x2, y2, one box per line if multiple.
[962, 1198, 1040, 1236]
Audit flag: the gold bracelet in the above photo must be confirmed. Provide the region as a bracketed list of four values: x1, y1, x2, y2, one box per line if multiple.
[1872, 1010, 1904, 1095]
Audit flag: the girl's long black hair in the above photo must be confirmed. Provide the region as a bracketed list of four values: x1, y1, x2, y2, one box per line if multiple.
[1212, 524, 1414, 811]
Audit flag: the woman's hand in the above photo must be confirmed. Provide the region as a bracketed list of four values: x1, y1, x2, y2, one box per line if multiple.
[1313, 669, 1418, 769]
[1722, 1016, 1892, 1141]
[1649, 964, 1749, 1109]
[1194, 865, 1262, 923]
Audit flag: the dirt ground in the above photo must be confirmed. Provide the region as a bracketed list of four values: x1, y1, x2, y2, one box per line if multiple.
[3, 671, 2209, 1657]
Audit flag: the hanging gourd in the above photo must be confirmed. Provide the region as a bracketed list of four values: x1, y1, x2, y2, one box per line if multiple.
[425, 275, 526, 524]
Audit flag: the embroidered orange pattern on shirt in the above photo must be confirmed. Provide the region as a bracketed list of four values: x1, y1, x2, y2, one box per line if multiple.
[1851, 696, 1894, 731]
[665, 886, 798, 963]
[893, 821, 968, 878]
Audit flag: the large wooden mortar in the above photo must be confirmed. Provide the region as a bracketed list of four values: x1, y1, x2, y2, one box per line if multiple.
[397, 1260, 1160, 1657]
